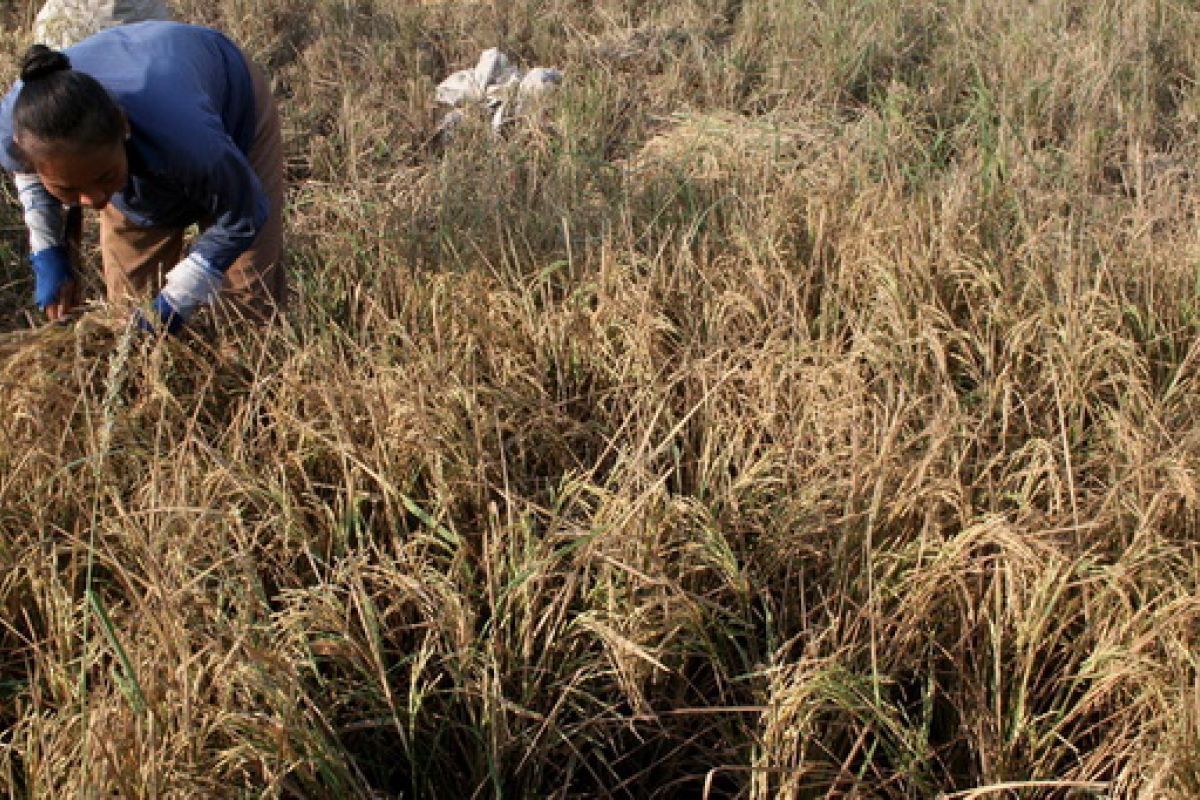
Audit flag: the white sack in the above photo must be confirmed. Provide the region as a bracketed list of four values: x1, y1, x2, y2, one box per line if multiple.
[435, 48, 562, 137]
[33, 0, 173, 50]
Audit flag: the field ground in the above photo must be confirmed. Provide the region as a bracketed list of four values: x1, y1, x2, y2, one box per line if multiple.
[1, 0, 1198, 797]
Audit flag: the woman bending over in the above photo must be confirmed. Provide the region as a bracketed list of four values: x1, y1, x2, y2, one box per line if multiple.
[0, 20, 286, 332]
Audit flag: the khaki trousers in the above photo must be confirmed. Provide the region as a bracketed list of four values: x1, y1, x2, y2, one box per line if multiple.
[100, 58, 286, 320]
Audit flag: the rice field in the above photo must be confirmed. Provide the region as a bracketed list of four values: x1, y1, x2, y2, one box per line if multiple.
[0, 0, 1198, 797]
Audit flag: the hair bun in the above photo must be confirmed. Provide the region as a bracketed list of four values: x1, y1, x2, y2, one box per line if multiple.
[20, 44, 71, 82]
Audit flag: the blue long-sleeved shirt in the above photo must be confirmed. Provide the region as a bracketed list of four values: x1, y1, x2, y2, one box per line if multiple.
[0, 21, 267, 274]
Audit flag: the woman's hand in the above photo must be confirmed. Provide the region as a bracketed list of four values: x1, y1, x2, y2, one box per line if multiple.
[43, 278, 80, 321]
[30, 244, 76, 320]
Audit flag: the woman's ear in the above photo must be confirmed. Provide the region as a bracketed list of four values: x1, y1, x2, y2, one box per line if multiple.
[10, 132, 37, 170]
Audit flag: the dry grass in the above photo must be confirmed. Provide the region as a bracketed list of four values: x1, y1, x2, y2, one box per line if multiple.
[1, 0, 1199, 797]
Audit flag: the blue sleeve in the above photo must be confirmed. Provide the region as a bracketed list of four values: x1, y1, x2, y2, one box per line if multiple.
[183, 135, 269, 273]
[0, 83, 29, 173]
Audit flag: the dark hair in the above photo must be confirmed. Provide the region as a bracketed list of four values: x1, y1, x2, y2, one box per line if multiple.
[12, 44, 124, 158]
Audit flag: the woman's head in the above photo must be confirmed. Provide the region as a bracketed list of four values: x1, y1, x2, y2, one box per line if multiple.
[12, 44, 129, 209]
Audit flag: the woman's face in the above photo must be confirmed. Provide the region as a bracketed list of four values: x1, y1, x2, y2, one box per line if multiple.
[27, 137, 129, 210]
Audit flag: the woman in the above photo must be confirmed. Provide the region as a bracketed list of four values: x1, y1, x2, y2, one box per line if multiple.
[0, 20, 285, 333]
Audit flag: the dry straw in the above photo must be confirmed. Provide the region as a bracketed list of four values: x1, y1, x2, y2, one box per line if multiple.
[0, 0, 1198, 797]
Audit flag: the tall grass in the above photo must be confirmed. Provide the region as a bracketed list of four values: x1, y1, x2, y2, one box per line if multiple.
[1, 0, 1198, 796]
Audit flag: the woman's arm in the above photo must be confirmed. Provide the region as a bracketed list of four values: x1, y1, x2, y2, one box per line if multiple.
[144, 141, 268, 331]
[15, 171, 64, 253]
[14, 171, 78, 318]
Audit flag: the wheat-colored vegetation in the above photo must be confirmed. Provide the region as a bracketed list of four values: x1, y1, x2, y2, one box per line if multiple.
[1, 0, 1199, 796]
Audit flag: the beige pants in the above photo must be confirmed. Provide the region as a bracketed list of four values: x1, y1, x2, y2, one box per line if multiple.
[100, 58, 286, 320]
